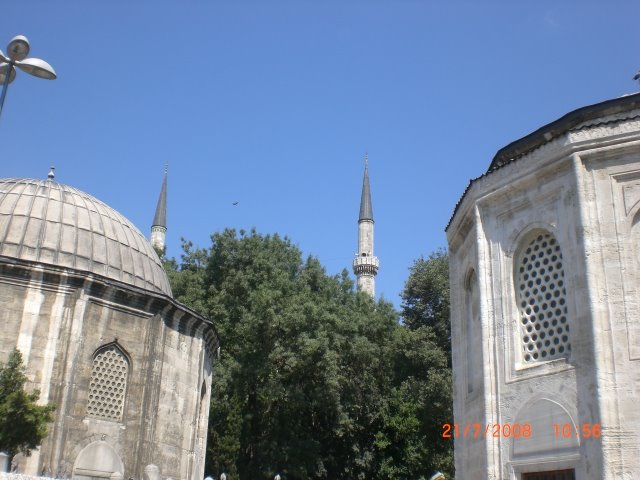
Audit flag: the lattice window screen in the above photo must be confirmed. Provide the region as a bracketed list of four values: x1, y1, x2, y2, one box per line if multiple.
[87, 344, 129, 421]
[516, 232, 571, 363]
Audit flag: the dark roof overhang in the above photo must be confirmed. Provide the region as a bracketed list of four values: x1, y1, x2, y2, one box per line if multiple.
[488, 92, 640, 172]
[446, 92, 640, 233]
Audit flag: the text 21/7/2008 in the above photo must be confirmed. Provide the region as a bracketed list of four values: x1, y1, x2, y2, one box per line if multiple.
[441, 423, 602, 439]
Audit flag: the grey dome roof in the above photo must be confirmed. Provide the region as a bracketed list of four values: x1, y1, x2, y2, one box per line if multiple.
[0, 178, 172, 296]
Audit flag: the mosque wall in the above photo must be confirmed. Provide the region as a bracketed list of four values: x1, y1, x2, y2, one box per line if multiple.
[448, 219, 490, 477]
[153, 319, 211, 480]
[478, 154, 584, 478]
[572, 143, 640, 477]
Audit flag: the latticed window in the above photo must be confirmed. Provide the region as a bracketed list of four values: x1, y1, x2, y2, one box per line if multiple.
[516, 232, 571, 364]
[87, 344, 129, 421]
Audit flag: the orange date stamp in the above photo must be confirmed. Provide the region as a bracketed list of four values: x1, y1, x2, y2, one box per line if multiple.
[442, 422, 602, 439]
[442, 423, 532, 439]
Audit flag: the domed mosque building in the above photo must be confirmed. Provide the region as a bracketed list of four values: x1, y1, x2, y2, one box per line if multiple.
[0, 169, 218, 480]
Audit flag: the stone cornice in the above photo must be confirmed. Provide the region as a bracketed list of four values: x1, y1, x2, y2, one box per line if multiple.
[0, 255, 220, 362]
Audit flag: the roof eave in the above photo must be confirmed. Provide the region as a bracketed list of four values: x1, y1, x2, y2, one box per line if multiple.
[489, 92, 640, 172]
[447, 92, 640, 233]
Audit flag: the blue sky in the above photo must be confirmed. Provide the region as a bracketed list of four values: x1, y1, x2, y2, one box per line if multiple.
[2, 1, 639, 309]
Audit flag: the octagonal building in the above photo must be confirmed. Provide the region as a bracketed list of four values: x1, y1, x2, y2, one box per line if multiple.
[0, 176, 218, 480]
[447, 93, 640, 479]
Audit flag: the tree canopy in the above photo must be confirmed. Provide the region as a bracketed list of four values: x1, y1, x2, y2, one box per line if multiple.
[401, 249, 451, 360]
[0, 349, 55, 459]
[166, 229, 453, 480]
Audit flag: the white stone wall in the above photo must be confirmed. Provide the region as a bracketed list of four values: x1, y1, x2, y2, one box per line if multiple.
[153, 314, 212, 480]
[0, 473, 57, 480]
[573, 142, 640, 477]
[151, 226, 167, 253]
[358, 220, 374, 256]
[448, 220, 490, 476]
[355, 219, 378, 297]
[356, 274, 375, 298]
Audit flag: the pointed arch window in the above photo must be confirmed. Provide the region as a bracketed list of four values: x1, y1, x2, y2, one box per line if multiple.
[633, 212, 640, 260]
[515, 232, 571, 364]
[466, 270, 481, 394]
[87, 343, 130, 421]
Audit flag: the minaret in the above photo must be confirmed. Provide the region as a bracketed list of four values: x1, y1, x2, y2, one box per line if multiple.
[352, 154, 379, 297]
[151, 164, 167, 253]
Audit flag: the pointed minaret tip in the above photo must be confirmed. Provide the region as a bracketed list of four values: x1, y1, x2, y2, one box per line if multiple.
[358, 153, 373, 222]
[152, 166, 168, 229]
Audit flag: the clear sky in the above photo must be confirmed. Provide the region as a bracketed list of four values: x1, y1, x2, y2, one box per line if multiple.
[2, 1, 638, 309]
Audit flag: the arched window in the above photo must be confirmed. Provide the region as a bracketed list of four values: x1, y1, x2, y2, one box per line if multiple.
[515, 232, 570, 364]
[466, 270, 481, 394]
[197, 380, 207, 439]
[633, 212, 640, 257]
[87, 343, 129, 421]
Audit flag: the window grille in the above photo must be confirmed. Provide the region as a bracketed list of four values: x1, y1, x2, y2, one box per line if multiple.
[516, 233, 571, 363]
[87, 344, 129, 421]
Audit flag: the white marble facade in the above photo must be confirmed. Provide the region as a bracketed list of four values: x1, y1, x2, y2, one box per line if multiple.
[446, 93, 640, 479]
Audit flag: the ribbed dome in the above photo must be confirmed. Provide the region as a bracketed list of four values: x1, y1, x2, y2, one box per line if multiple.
[0, 178, 171, 296]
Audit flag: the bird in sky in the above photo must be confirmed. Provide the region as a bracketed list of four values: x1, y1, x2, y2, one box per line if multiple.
[634, 70, 640, 82]
[232, 201, 239, 206]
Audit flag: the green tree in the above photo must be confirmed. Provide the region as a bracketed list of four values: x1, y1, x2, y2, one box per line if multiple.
[0, 349, 55, 461]
[401, 249, 451, 358]
[399, 249, 454, 478]
[167, 230, 454, 480]
[375, 326, 453, 479]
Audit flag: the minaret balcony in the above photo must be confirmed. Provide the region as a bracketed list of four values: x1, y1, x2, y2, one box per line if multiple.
[352, 255, 379, 274]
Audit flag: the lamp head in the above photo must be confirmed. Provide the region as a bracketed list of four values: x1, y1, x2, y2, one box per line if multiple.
[15, 58, 56, 80]
[7, 35, 30, 61]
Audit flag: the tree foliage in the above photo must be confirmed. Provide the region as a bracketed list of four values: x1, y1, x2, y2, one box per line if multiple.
[0, 349, 55, 458]
[401, 249, 451, 359]
[166, 229, 453, 480]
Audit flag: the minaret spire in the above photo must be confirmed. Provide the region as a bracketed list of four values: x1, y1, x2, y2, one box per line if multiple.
[353, 153, 379, 297]
[151, 163, 168, 254]
[359, 152, 373, 222]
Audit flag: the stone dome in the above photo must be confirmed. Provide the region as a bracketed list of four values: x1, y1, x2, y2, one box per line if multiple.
[0, 178, 172, 295]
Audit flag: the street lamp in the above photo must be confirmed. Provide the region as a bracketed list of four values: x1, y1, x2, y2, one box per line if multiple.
[0, 35, 56, 121]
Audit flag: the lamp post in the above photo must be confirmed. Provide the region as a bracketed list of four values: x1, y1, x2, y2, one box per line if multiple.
[0, 35, 56, 122]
